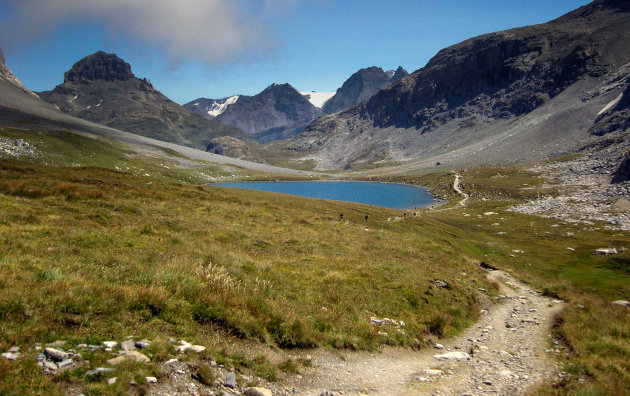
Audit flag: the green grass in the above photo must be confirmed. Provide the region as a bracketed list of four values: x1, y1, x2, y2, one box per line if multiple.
[0, 132, 628, 394]
[412, 166, 630, 395]
[0, 127, 314, 184]
[0, 158, 493, 394]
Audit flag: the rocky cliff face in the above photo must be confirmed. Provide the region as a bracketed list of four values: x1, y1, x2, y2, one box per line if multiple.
[591, 81, 630, 136]
[289, 0, 630, 170]
[322, 66, 408, 115]
[39, 51, 247, 150]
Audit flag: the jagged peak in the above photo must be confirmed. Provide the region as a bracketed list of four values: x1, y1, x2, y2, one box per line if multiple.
[390, 66, 409, 83]
[64, 51, 135, 84]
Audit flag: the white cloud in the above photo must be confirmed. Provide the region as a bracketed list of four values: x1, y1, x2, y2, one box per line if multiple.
[1, 0, 273, 64]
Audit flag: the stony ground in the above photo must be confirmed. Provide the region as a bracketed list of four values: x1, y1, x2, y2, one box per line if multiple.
[509, 138, 630, 230]
[275, 270, 564, 396]
[0, 136, 39, 158]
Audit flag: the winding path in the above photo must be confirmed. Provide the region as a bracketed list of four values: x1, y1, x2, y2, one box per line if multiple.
[453, 172, 469, 207]
[286, 270, 564, 395]
[432, 172, 468, 212]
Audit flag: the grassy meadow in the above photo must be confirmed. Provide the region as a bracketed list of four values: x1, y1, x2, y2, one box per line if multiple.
[0, 156, 493, 394]
[0, 128, 628, 394]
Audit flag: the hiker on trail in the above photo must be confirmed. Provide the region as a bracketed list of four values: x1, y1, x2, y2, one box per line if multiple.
[365, 215, 368, 222]
[340, 213, 344, 220]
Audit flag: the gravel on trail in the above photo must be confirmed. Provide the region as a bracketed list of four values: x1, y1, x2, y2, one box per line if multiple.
[286, 270, 564, 396]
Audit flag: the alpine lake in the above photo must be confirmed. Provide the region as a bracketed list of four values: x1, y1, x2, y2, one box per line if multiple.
[212, 181, 436, 210]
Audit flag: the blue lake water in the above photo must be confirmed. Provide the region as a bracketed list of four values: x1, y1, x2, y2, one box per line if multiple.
[212, 181, 435, 210]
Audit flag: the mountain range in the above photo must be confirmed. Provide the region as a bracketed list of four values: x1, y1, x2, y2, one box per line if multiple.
[1, 0, 629, 173]
[38, 51, 248, 150]
[287, 0, 630, 170]
[183, 66, 407, 143]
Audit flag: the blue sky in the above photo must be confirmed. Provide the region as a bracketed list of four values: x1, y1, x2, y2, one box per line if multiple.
[0, 0, 589, 104]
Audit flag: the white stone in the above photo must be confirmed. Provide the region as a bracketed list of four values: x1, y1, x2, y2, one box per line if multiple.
[434, 351, 471, 360]
[44, 347, 69, 362]
[424, 369, 444, 376]
[612, 300, 630, 307]
[146, 376, 157, 384]
[102, 341, 118, 349]
[595, 248, 617, 255]
[2, 352, 19, 361]
[243, 387, 273, 396]
[189, 345, 206, 353]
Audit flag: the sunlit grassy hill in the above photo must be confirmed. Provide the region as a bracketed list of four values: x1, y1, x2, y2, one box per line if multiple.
[0, 127, 628, 394]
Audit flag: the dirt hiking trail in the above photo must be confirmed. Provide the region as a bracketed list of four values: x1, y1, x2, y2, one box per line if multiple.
[289, 270, 564, 395]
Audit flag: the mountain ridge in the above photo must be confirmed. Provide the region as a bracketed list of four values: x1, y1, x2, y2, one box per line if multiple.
[287, 0, 630, 170]
[322, 66, 408, 115]
[38, 51, 248, 150]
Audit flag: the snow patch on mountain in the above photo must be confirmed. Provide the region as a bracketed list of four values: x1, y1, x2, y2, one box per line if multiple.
[300, 91, 335, 108]
[206, 95, 240, 117]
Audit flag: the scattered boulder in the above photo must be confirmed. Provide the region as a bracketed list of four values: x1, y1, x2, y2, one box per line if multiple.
[612, 300, 630, 307]
[135, 340, 151, 349]
[107, 351, 151, 365]
[424, 369, 444, 376]
[224, 371, 237, 388]
[121, 339, 136, 351]
[44, 347, 69, 362]
[434, 280, 449, 288]
[612, 152, 630, 183]
[107, 377, 118, 385]
[479, 261, 498, 270]
[102, 341, 118, 349]
[146, 376, 157, 384]
[244, 387, 273, 396]
[2, 352, 20, 361]
[86, 367, 115, 378]
[434, 351, 471, 360]
[42, 360, 58, 371]
[176, 340, 206, 353]
[57, 359, 75, 369]
[594, 248, 618, 255]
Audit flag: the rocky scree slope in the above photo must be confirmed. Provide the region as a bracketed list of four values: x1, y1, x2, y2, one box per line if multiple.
[289, 0, 630, 170]
[322, 66, 408, 115]
[39, 51, 248, 150]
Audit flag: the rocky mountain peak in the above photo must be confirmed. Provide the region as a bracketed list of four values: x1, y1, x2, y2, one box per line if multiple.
[390, 66, 409, 83]
[323, 66, 398, 114]
[64, 51, 135, 84]
[261, 83, 301, 97]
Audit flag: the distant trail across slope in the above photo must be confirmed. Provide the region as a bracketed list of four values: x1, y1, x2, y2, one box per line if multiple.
[453, 172, 469, 207]
[286, 270, 564, 396]
[432, 172, 468, 213]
